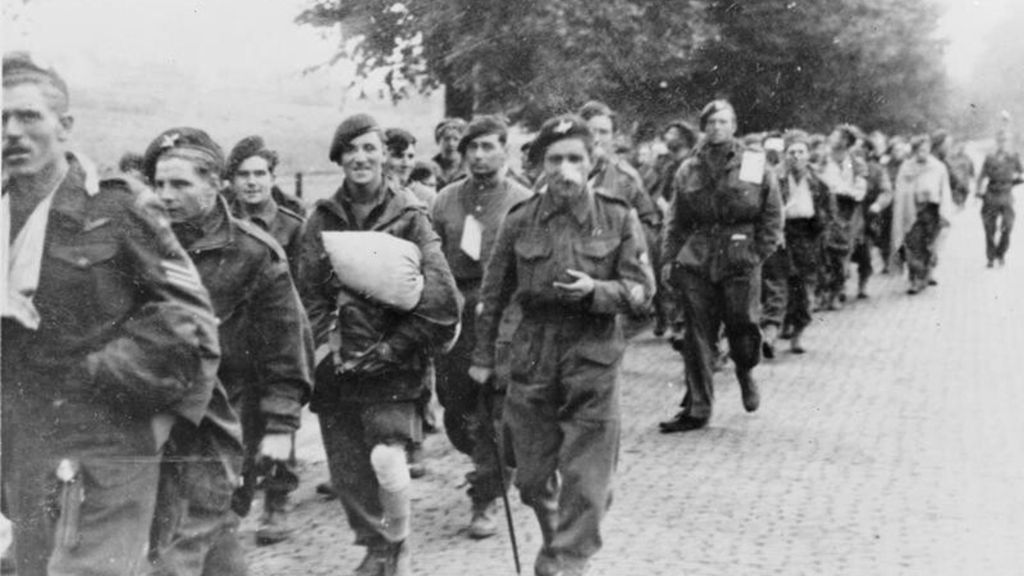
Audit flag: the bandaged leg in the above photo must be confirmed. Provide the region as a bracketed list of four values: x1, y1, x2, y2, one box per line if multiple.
[370, 443, 411, 542]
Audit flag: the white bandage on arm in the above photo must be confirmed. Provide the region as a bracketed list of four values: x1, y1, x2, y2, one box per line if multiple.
[370, 444, 410, 493]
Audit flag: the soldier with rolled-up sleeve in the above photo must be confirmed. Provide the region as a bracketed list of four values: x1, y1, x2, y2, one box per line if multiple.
[469, 114, 654, 576]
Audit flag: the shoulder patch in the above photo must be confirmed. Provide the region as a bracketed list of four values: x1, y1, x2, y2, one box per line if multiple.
[234, 217, 287, 261]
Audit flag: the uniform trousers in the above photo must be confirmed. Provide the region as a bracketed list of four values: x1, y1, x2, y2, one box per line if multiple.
[319, 401, 421, 547]
[503, 315, 622, 565]
[676, 267, 763, 421]
[783, 221, 821, 332]
[905, 203, 941, 282]
[760, 249, 789, 328]
[2, 396, 160, 576]
[435, 286, 507, 507]
[149, 422, 245, 576]
[982, 193, 1015, 262]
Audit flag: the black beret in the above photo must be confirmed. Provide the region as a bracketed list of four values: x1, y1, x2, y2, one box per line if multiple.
[143, 127, 225, 181]
[458, 115, 509, 155]
[782, 129, 811, 150]
[329, 114, 381, 163]
[227, 135, 278, 177]
[2, 51, 69, 103]
[434, 118, 467, 142]
[384, 128, 417, 156]
[662, 119, 698, 147]
[409, 160, 438, 184]
[577, 100, 615, 122]
[834, 124, 863, 148]
[699, 100, 736, 131]
[528, 114, 593, 167]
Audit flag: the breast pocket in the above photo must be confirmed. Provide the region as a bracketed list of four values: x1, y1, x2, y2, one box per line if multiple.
[48, 242, 118, 288]
[574, 235, 621, 280]
[723, 177, 763, 222]
[513, 238, 553, 294]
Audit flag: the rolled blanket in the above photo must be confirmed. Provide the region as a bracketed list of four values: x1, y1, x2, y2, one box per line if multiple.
[321, 231, 424, 311]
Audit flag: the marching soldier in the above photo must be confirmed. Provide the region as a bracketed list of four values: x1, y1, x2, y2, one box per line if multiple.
[470, 114, 654, 576]
[819, 124, 868, 310]
[976, 128, 1022, 268]
[298, 113, 461, 576]
[431, 115, 532, 539]
[777, 131, 836, 353]
[432, 118, 468, 189]
[659, 100, 783, 433]
[226, 136, 306, 276]
[144, 127, 314, 571]
[577, 101, 663, 334]
[890, 134, 952, 294]
[851, 138, 892, 299]
[2, 52, 220, 576]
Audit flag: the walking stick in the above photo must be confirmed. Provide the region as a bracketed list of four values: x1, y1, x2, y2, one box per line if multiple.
[485, 379, 521, 575]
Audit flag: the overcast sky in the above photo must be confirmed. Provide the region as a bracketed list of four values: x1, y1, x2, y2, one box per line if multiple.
[2, 0, 1017, 90]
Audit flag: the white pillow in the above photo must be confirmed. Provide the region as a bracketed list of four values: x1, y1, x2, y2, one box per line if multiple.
[321, 231, 424, 311]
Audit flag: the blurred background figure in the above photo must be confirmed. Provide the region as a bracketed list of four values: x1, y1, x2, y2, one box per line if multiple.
[976, 128, 1022, 268]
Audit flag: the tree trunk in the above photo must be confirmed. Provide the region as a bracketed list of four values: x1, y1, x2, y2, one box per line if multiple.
[444, 82, 474, 120]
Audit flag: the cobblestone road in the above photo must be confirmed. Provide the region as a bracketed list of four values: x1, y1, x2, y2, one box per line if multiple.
[242, 201, 1024, 576]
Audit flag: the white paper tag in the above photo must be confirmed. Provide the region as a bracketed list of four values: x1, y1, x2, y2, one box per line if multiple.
[460, 215, 483, 261]
[739, 151, 766, 185]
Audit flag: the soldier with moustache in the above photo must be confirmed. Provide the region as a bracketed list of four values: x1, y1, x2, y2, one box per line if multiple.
[470, 115, 654, 576]
[2, 53, 220, 576]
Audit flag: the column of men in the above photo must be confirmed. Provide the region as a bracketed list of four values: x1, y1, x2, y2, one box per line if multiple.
[4, 50, 1016, 576]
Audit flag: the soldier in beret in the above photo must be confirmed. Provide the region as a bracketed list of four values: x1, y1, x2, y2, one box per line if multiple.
[431, 114, 532, 539]
[143, 127, 314, 571]
[226, 135, 305, 278]
[432, 117, 468, 189]
[659, 100, 783, 433]
[2, 52, 220, 575]
[298, 113, 461, 576]
[470, 114, 654, 576]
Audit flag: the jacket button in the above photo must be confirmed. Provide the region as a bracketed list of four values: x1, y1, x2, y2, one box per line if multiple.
[77, 257, 90, 267]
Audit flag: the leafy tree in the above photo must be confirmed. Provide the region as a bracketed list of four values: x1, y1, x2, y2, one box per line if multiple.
[694, 0, 949, 133]
[297, 0, 950, 134]
[296, 0, 710, 127]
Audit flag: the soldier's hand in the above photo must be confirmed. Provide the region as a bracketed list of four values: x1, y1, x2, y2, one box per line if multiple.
[468, 365, 493, 385]
[553, 269, 595, 301]
[338, 342, 401, 379]
[259, 433, 292, 461]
